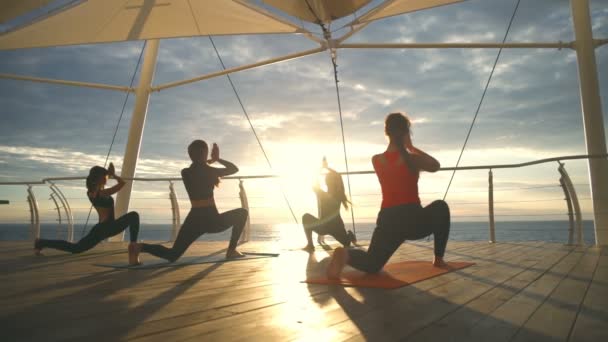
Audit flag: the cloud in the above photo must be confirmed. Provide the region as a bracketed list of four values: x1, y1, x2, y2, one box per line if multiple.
[0, 0, 606, 223]
[0, 145, 187, 180]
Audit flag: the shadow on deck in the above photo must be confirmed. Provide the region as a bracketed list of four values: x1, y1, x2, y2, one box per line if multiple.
[0, 240, 606, 341]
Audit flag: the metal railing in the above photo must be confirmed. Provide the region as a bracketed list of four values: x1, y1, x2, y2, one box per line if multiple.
[1, 154, 606, 245]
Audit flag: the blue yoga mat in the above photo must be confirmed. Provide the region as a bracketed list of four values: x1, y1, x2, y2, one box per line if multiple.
[93, 252, 279, 269]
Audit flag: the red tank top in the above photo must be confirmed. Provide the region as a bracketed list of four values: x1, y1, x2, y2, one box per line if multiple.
[373, 150, 420, 208]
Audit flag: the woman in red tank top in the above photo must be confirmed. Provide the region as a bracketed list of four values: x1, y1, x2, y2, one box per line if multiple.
[327, 112, 451, 278]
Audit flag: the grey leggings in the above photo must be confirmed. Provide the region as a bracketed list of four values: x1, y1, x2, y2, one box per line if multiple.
[348, 200, 450, 273]
[36, 212, 140, 253]
[302, 214, 352, 247]
[141, 207, 247, 262]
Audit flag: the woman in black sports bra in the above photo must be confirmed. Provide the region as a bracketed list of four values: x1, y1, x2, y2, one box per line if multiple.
[137, 140, 248, 261]
[34, 163, 141, 265]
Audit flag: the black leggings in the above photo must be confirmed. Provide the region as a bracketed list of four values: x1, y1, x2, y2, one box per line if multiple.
[141, 207, 248, 262]
[348, 200, 450, 273]
[36, 212, 140, 254]
[302, 213, 352, 247]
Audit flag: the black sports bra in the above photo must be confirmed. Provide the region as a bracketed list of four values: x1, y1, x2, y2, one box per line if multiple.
[88, 192, 114, 208]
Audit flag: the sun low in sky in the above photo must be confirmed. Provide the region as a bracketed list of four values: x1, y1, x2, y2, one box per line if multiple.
[0, 0, 607, 226]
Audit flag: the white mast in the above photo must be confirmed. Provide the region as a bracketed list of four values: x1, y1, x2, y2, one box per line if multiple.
[570, 0, 608, 245]
[111, 39, 159, 241]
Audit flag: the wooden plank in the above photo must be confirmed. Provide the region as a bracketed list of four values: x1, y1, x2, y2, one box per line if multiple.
[404, 243, 574, 342]
[116, 242, 501, 342]
[170, 242, 547, 341]
[568, 248, 608, 342]
[0, 241, 592, 342]
[510, 246, 599, 341]
[463, 246, 586, 342]
[330, 242, 565, 341]
[2, 240, 449, 341]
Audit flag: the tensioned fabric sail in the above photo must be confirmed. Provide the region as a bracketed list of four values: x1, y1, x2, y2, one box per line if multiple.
[0, 0, 302, 50]
[0, 0, 55, 24]
[260, 0, 372, 23]
[356, 0, 464, 23]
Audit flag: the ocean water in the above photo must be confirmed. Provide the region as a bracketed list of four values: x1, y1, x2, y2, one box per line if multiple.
[0, 221, 597, 245]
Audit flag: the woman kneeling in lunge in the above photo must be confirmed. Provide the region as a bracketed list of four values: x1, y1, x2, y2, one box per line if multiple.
[302, 168, 356, 252]
[137, 140, 247, 261]
[327, 112, 450, 278]
[35, 163, 141, 265]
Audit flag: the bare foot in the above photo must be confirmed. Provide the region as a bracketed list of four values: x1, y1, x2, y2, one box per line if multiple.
[433, 256, 447, 268]
[326, 247, 349, 280]
[128, 242, 142, 266]
[226, 249, 245, 259]
[34, 238, 42, 256]
[302, 244, 315, 253]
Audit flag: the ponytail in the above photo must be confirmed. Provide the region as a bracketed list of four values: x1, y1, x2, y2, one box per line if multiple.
[326, 168, 351, 210]
[86, 166, 108, 193]
[390, 132, 416, 173]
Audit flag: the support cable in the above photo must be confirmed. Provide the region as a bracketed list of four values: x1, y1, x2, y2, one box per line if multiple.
[208, 36, 299, 224]
[81, 41, 148, 237]
[304, 0, 357, 234]
[443, 0, 521, 200]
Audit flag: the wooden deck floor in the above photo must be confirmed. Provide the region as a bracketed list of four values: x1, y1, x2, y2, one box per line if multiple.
[1, 240, 606, 341]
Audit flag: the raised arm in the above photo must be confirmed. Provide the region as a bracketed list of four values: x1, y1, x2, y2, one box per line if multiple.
[97, 163, 126, 196]
[213, 159, 239, 177]
[408, 146, 440, 172]
[207, 143, 238, 177]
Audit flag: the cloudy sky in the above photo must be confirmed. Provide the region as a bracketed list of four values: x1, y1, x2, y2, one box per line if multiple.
[0, 0, 607, 228]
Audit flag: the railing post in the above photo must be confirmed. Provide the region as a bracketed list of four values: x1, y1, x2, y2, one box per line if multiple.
[488, 169, 496, 243]
[48, 182, 74, 242]
[49, 193, 63, 239]
[168, 181, 180, 242]
[558, 163, 584, 245]
[559, 175, 575, 245]
[26, 186, 40, 240]
[238, 180, 251, 243]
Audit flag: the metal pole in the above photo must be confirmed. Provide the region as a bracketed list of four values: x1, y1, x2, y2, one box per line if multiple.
[558, 163, 584, 245]
[169, 181, 180, 242]
[49, 194, 63, 239]
[238, 180, 251, 243]
[0, 73, 133, 93]
[315, 183, 326, 245]
[49, 182, 74, 242]
[112, 39, 160, 241]
[488, 169, 496, 243]
[153, 47, 325, 92]
[338, 42, 573, 49]
[559, 176, 575, 245]
[571, 0, 608, 245]
[26, 186, 40, 240]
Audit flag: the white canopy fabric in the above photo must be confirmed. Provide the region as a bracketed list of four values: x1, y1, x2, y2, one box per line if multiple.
[260, 0, 371, 23]
[356, 0, 464, 23]
[0, 0, 302, 50]
[0, 0, 55, 24]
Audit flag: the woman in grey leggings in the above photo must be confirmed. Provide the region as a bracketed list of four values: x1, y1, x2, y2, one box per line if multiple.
[327, 112, 450, 278]
[137, 140, 247, 262]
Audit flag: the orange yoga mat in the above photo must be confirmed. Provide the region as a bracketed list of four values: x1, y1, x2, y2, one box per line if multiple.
[304, 261, 475, 289]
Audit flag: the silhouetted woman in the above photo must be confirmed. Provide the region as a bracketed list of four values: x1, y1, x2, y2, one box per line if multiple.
[302, 168, 356, 251]
[34, 163, 141, 265]
[138, 140, 247, 261]
[327, 112, 450, 278]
